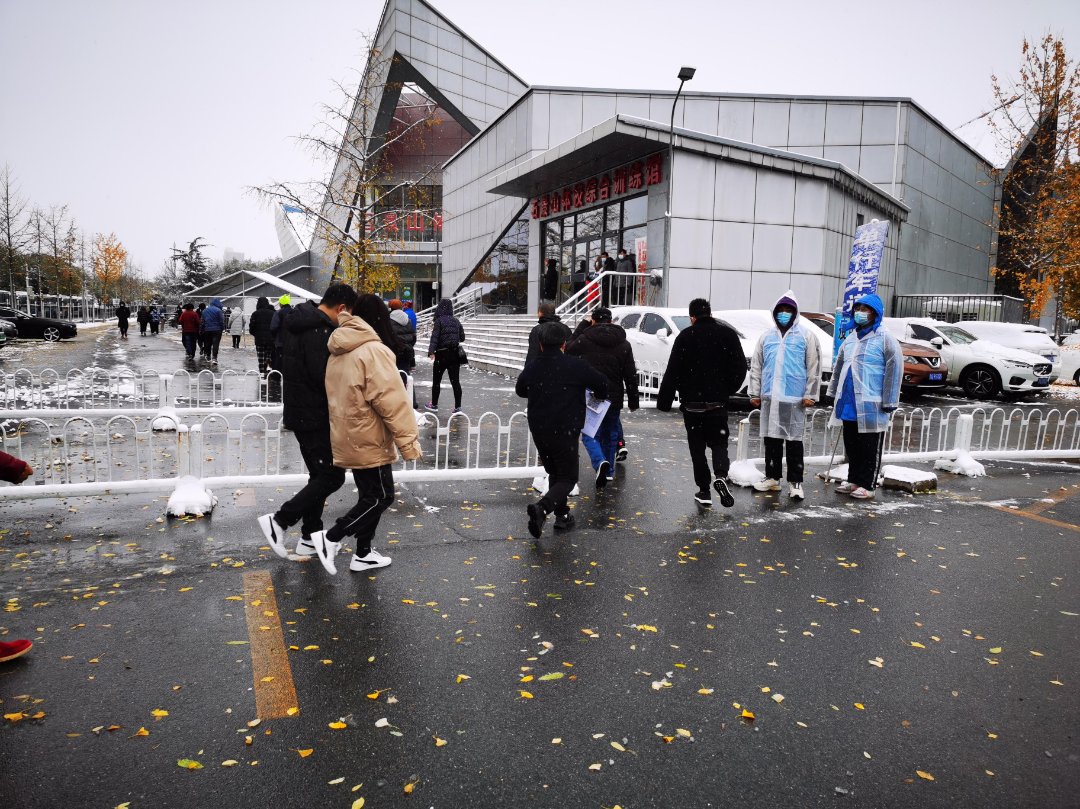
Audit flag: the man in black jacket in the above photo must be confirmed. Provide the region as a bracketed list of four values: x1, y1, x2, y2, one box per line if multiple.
[657, 298, 747, 507]
[517, 322, 608, 538]
[566, 306, 639, 488]
[248, 297, 275, 374]
[258, 283, 357, 559]
[524, 300, 561, 366]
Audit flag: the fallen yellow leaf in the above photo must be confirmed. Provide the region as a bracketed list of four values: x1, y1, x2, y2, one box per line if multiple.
[456, 674, 470, 683]
[588, 763, 602, 771]
[403, 782, 415, 794]
[4, 712, 25, 723]
[697, 688, 714, 695]
[286, 707, 299, 716]
[297, 748, 314, 758]
[519, 690, 534, 699]
[328, 722, 347, 730]
[741, 709, 755, 721]
[916, 770, 935, 781]
[989, 647, 1002, 654]
[134, 727, 150, 737]
[151, 709, 169, 719]
[910, 642, 925, 649]
[854, 703, 865, 710]
[434, 737, 447, 747]
[611, 741, 626, 751]
[221, 760, 238, 767]
[351, 799, 365, 809]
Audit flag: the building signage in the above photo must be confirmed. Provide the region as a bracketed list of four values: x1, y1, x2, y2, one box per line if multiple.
[530, 153, 664, 220]
[369, 211, 442, 237]
[840, 219, 889, 332]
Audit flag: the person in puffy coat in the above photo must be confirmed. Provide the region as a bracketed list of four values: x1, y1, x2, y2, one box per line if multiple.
[200, 297, 226, 364]
[749, 291, 821, 500]
[228, 305, 246, 348]
[136, 306, 150, 336]
[308, 295, 422, 576]
[178, 303, 201, 359]
[248, 297, 275, 374]
[425, 298, 466, 412]
[388, 300, 417, 408]
[827, 293, 902, 500]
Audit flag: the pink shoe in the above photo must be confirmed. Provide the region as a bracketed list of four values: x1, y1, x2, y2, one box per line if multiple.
[849, 487, 875, 500]
[0, 639, 32, 662]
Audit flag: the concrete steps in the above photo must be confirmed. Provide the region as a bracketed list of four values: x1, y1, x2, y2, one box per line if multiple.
[459, 315, 535, 377]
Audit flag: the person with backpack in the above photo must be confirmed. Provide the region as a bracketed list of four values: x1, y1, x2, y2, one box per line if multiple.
[388, 299, 417, 408]
[248, 297, 275, 374]
[136, 305, 150, 336]
[177, 303, 201, 359]
[425, 298, 466, 413]
[200, 297, 226, 365]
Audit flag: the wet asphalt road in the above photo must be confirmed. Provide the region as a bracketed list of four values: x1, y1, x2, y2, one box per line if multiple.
[1, 329, 1079, 808]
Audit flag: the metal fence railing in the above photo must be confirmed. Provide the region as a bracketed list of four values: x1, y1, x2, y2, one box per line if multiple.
[891, 294, 1025, 324]
[555, 272, 662, 328]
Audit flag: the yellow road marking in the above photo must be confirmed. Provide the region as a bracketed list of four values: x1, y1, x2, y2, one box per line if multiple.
[242, 570, 298, 719]
[986, 505, 1080, 534]
[1021, 484, 1080, 517]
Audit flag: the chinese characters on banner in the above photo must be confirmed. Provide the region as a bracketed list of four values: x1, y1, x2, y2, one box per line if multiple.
[530, 153, 665, 219]
[835, 219, 889, 354]
[370, 212, 443, 239]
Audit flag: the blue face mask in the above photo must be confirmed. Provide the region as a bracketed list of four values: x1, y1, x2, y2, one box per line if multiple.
[853, 310, 871, 326]
[775, 312, 793, 326]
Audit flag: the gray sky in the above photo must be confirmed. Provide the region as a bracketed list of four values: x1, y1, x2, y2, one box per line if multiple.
[2, 0, 1076, 275]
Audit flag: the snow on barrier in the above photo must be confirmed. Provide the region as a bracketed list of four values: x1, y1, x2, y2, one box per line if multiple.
[733, 405, 1080, 483]
[0, 407, 542, 502]
[0, 367, 283, 410]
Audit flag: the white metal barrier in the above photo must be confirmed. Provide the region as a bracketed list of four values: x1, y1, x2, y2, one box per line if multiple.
[1, 368, 283, 410]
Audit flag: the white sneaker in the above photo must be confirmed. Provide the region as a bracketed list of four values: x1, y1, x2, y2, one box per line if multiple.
[310, 530, 342, 575]
[789, 483, 805, 500]
[753, 478, 781, 492]
[294, 538, 317, 557]
[835, 481, 856, 493]
[350, 549, 392, 572]
[257, 513, 289, 559]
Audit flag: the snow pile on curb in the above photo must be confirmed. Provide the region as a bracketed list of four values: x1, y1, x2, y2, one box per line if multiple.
[152, 410, 180, 431]
[167, 475, 218, 517]
[728, 459, 765, 487]
[935, 452, 986, 477]
[530, 475, 580, 497]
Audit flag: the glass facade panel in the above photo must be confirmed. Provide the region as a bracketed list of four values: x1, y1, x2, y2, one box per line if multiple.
[454, 212, 529, 313]
[372, 185, 443, 243]
[623, 195, 647, 227]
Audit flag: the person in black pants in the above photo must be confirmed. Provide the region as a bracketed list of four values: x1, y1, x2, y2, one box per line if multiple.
[257, 283, 357, 559]
[426, 298, 465, 412]
[657, 298, 747, 507]
[516, 322, 608, 538]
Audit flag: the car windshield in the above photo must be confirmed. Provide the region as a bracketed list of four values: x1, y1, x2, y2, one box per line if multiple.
[938, 325, 977, 344]
[672, 316, 691, 332]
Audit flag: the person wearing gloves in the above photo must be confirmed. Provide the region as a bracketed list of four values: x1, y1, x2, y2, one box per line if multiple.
[749, 291, 821, 500]
[309, 295, 422, 575]
[826, 293, 903, 500]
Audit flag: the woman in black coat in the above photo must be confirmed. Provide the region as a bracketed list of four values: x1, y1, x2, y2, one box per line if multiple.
[248, 297, 276, 374]
[425, 298, 465, 413]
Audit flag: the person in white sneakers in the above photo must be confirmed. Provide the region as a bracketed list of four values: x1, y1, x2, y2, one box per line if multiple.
[309, 294, 422, 574]
[826, 293, 903, 500]
[749, 291, 821, 500]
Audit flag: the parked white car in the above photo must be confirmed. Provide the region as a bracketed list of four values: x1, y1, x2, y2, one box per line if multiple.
[959, 321, 1060, 382]
[883, 317, 1054, 399]
[611, 306, 831, 397]
[1059, 346, 1080, 385]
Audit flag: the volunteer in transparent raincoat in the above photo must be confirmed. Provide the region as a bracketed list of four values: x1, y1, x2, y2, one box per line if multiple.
[825, 293, 903, 500]
[749, 292, 821, 500]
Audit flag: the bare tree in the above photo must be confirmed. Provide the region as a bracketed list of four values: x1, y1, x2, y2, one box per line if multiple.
[0, 165, 31, 301]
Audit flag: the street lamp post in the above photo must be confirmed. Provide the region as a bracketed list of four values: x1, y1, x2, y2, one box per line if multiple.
[662, 66, 696, 293]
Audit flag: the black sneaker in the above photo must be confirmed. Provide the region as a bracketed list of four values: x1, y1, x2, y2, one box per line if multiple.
[527, 503, 547, 539]
[694, 490, 712, 506]
[615, 447, 628, 463]
[712, 477, 735, 508]
[595, 461, 610, 489]
[553, 512, 575, 531]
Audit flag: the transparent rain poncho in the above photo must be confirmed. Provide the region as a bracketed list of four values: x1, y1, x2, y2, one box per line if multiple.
[751, 320, 821, 440]
[828, 327, 903, 433]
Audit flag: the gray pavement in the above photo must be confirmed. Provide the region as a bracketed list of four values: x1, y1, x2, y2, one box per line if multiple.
[1, 333, 1079, 808]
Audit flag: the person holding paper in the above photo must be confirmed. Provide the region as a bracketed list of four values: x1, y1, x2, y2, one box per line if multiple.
[567, 306, 639, 489]
[516, 322, 608, 539]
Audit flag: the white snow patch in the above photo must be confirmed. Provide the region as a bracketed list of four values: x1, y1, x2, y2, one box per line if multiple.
[152, 409, 180, 431]
[934, 452, 986, 477]
[167, 475, 217, 516]
[530, 475, 579, 496]
[880, 465, 937, 484]
[728, 459, 765, 487]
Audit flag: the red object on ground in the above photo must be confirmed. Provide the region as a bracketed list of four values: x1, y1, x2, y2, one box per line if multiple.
[0, 639, 32, 663]
[0, 450, 30, 484]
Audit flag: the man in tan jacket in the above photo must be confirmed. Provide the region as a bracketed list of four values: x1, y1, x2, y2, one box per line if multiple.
[310, 309, 422, 574]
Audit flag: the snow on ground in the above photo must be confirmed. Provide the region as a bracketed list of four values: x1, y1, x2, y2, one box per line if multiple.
[166, 475, 217, 516]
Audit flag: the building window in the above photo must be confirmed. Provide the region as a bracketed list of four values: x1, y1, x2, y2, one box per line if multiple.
[454, 212, 530, 314]
[855, 213, 865, 230]
[371, 185, 443, 243]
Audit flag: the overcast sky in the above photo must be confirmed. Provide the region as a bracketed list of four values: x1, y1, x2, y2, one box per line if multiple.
[1, 0, 1077, 275]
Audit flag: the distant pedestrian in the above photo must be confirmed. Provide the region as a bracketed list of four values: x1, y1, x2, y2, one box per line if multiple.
[258, 284, 356, 563]
[270, 294, 293, 371]
[228, 305, 246, 348]
[178, 303, 201, 359]
[749, 291, 821, 500]
[173, 304, 182, 329]
[149, 306, 160, 335]
[115, 301, 130, 340]
[599, 251, 616, 306]
[657, 298, 747, 508]
[425, 298, 466, 413]
[827, 293, 902, 500]
[249, 297, 275, 374]
[517, 322, 608, 538]
[614, 248, 635, 306]
[566, 305, 639, 489]
[136, 305, 149, 336]
[388, 300, 417, 408]
[196, 302, 207, 356]
[200, 297, 225, 365]
[403, 300, 417, 329]
[0, 450, 34, 663]
[525, 300, 561, 366]
[309, 293, 423, 575]
[543, 258, 559, 302]
[572, 260, 588, 296]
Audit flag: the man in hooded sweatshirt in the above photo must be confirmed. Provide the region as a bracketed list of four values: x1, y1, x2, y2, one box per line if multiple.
[826, 293, 903, 499]
[309, 297, 423, 574]
[566, 305, 639, 488]
[258, 283, 357, 560]
[525, 300, 562, 366]
[749, 291, 821, 500]
[200, 297, 226, 364]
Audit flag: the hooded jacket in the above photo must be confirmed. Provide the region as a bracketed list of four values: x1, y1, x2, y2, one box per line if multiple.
[427, 299, 465, 355]
[566, 320, 639, 410]
[749, 291, 822, 440]
[657, 316, 747, 411]
[827, 293, 903, 433]
[281, 301, 336, 431]
[525, 313, 562, 366]
[248, 297, 275, 342]
[325, 313, 422, 469]
[516, 351, 609, 438]
[178, 307, 200, 334]
[389, 309, 416, 370]
[201, 298, 226, 332]
[271, 303, 293, 347]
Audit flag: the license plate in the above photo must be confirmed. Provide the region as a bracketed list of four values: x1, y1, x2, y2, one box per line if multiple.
[1034, 377, 1049, 387]
[928, 373, 943, 382]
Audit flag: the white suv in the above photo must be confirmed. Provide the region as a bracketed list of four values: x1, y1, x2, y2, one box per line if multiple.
[883, 317, 1053, 400]
[959, 321, 1060, 382]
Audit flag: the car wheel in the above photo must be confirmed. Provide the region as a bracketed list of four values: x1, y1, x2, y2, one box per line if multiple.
[960, 366, 1000, 399]
[42, 326, 61, 342]
[1074, 369, 1080, 387]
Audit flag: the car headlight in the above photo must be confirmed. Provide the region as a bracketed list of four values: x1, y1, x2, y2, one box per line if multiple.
[1002, 360, 1032, 369]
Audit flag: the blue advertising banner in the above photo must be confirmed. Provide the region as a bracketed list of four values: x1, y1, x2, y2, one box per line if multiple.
[835, 219, 889, 357]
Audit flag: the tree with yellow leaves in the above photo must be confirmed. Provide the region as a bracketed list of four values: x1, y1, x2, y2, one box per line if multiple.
[93, 232, 127, 300]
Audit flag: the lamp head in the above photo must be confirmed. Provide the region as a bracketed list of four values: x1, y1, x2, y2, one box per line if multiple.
[677, 66, 697, 82]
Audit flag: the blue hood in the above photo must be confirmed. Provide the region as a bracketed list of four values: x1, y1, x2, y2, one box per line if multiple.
[210, 298, 222, 308]
[855, 293, 884, 332]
